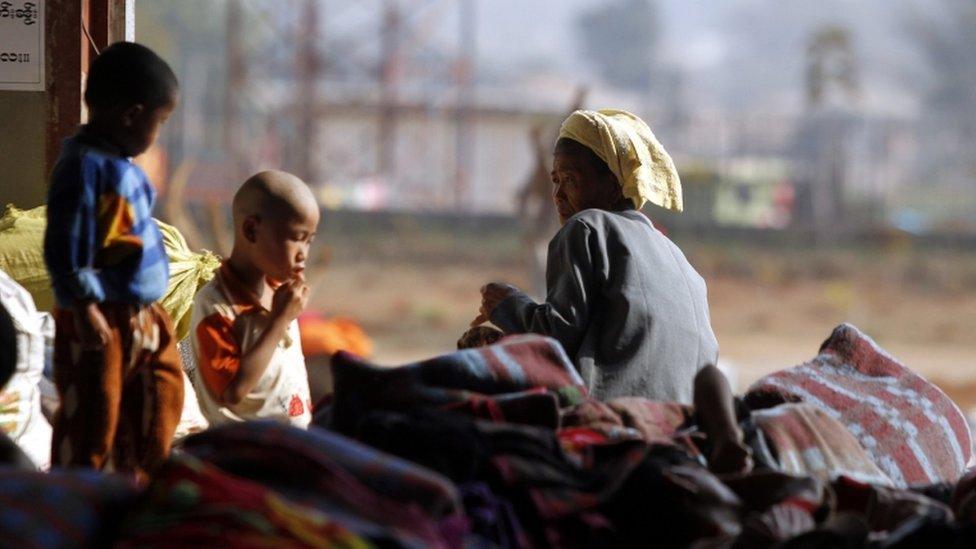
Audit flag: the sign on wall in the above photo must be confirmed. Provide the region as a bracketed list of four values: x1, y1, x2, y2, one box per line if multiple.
[0, 1, 44, 91]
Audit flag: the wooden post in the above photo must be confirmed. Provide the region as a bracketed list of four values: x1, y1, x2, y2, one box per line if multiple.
[45, 0, 84, 177]
[44, 0, 129, 177]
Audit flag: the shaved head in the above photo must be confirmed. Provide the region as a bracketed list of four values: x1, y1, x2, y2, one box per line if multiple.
[230, 170, 320, 284]
[233, 170, 318, 226]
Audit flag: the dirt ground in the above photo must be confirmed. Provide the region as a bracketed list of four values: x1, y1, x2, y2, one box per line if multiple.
[307, 230, 976, 412]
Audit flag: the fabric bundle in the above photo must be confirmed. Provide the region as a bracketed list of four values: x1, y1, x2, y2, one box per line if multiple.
[0, 469, 139, 547]
[750, 403, 893, 486]
[180, 420, 465, 547]
[746, 323, 972, 487]
[1, 324, 974, 547]
[116, 453, 371, 548]
[329, 334, 588, 432]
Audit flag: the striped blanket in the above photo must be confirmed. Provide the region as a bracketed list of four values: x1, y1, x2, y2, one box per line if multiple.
[0, 470, 139, 548]
[745, 323, 972, 487]
[182, 421, 465, 548]
[751, 403, 893, 486]
[116, 454, 371, 549]
[330, 334, 588, 431]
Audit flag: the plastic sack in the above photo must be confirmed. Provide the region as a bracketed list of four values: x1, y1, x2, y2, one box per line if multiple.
[0, 205, 51, 311]
[0, 270, 53, 469]
[155, 217, 221, 340]
[0, 204, 220, 341]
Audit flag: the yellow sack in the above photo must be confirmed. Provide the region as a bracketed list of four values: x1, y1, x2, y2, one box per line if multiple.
[0, 205, 51, 311]
[155, 218, 222, 340]
[0, 204, 221, 341]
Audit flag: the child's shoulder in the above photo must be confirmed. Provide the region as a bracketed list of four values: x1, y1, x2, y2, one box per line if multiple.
[192, 276, 231, 312]
[53, 133, 143, 188]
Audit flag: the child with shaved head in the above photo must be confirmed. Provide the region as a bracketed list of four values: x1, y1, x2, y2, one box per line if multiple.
[189, 170, 319, 427]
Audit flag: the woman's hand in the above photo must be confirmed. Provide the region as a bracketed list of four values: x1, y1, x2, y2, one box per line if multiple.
[471, 283, 516, 326]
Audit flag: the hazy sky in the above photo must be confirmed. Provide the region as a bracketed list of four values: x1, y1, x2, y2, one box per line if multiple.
[466, 0, 928, 114]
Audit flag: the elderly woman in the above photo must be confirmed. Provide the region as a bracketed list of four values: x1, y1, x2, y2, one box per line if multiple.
[475, 109, 718, 403]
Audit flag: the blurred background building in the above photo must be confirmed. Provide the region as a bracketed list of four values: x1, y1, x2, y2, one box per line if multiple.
[127, 0, 976, 403]
[137, 0, 976, 234]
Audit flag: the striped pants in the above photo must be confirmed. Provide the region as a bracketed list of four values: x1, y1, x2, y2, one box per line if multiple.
[51, 303, 183, 478]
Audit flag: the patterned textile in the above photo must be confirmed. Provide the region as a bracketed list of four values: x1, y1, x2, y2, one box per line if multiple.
[355, 408, 650, 547]
[0, 469, 139, 548]
[181, 421, 464, 548]
[44, 130, 169, 307]
[952, 467, 976, 523]
[607, 398, 693, 443]
[460, 482, 530, 549]
[605, 458, 743, 547]
[486, 423, 649, 522]
[745, 323, 972, 487]
[116, 454, 371, 549]
[751, 403, 893, 486]
[722, 471, 826, 515]
[724, 472, 826, 547]
[735, 504, 817, 548]
[444, 388, 560, 429]
[355, 409, 490, 484]
[561, 397, 693, 445]
[832, 475, 953, 533]
[330, 334, 587, 431]
[51, 302, 184, 478]
[558, 397, 703, 468]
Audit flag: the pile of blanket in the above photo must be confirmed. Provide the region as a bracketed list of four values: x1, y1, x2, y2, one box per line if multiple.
[0, 324, 974, 548]
[746, 323, 972, 488]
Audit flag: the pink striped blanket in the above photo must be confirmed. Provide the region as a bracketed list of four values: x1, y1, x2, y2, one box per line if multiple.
[745, 323, 972, 487]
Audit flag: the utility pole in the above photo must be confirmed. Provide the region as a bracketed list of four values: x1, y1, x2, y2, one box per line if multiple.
[224, 0, 246, 181]
[378, 0, 402, 180]
[296, 0, 322, 185]
[454, 0, 476, 210]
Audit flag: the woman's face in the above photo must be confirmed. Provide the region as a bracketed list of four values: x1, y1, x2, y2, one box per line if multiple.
[551, 141, 621, 224]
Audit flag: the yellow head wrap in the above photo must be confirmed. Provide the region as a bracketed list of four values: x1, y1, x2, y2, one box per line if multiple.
[557, 109, 682, 212]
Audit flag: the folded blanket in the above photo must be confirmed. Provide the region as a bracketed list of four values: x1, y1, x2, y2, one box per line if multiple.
[746, 323, 972, 487]
[832, 475, 953, 533]
[0, 469, 139, 548]
[181, 421, 465, 548]
[116, 454, 370, 548]
[751, 403, 893, 486]
[330, 334, 587, 432]
[561, 397, 693, 445]
[355, 408, 654, 547]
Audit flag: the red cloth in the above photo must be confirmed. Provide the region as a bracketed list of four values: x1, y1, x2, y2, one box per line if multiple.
[746, 323, 972, 487]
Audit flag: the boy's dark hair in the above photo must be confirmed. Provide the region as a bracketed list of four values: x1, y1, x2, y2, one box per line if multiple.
[84, 42, 178, 112]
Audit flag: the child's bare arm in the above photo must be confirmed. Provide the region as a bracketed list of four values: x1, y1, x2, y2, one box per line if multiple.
[221, 280, 308, 405]
[694, 364, 753, 475]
